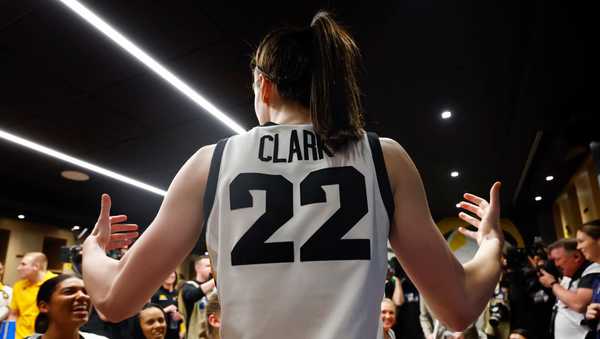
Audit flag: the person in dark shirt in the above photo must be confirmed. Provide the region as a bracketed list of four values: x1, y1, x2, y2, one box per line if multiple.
[180, 256, 215, 328]
[151, 272, 182, 339]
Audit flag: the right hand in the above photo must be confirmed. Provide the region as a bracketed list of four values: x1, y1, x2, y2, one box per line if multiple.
[586, 303, 600, 320]
[457, 182, 503, 246]
[87, 194, 140, 251]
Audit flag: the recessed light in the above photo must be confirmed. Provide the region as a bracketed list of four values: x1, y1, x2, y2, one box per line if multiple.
[17, 214, 25, 220]
[450, 171, 460, 178]
[441, 111, 452, 119]
[545, 175, 554, 182]
[61, 170, 90, 182]
[534, 196, 542, 201]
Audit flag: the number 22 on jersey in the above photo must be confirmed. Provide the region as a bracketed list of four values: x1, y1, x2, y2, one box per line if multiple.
[229, 166, 371, 266]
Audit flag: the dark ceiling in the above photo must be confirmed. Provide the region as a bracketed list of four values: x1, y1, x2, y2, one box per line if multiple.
[0, 1, 596, 244]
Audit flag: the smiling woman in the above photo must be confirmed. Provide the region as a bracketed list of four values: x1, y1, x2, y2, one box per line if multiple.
[25, 275, 108, 339]
[131, 304, 167, 339]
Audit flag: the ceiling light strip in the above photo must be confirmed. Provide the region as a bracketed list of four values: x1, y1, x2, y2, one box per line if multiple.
[55, 0, 247, 135]
[0, 128, 166, 196]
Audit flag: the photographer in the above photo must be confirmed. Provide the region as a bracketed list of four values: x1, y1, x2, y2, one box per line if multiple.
[538, 239, 600, 339]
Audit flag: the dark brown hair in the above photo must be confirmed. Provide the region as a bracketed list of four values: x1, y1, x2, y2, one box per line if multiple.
[580, 222, 600, 240]
[252, 11, 364, 151]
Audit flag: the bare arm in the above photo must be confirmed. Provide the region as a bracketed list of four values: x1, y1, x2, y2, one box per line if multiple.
[552, 284, 592, 313]
[82, 145, 215, 322]
[380, 138, 502, 330]
[8, 308, 18, 321]
[539, 269, 593, 313]
[392, 277, 404, 306]
[552, 284, 593, 313]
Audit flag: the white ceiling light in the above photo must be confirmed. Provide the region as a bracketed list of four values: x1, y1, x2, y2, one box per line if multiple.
[55, 0, 247, 135]
[61, 170, 90, 181]
[450, 171, 460, 178]
[441, 111, 452, 119]
[545, 175, 554, 182]
[17, 214, 25, 220]
[0, 128, 166, 196]
[534, 196, 542, 201]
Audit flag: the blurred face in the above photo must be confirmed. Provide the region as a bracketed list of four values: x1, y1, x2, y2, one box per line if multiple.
[39, 278, 91, 328]
[195, 258, 212, 281]
[577, 231, 600, 262]
[551, 247, 582, 277]
[139, 307, 166, 339]
[380, 301, 396, 331]
[164, 272, 176, 286]
[17, 255, 39, 280]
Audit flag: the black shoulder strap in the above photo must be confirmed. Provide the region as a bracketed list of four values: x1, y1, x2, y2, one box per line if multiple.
[194, 139, 228, 254]
[366, 132, 395, 224]
[203, 138, 229, 225]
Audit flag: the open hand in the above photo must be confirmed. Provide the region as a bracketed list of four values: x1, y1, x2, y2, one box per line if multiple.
[457, 182, 503, 246]
[586, 303, 600, 320]
[89, 194, 139, 251]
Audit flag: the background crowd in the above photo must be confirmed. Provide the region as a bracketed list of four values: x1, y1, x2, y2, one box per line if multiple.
[1, 221, 600, 339]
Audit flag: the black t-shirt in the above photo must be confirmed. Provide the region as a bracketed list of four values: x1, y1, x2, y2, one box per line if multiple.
[181, 280, 207, 325]
[151, 286, 178, 309]
[578, 272, 600, 289]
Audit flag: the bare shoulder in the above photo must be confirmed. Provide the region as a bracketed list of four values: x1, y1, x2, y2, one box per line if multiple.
[170, 144, 217, 191]
[378, 137, 417, 188]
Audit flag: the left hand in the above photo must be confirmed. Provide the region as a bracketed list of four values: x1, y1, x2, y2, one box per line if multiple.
[538, 269, 558, 288]
[87, 194, 140, 251]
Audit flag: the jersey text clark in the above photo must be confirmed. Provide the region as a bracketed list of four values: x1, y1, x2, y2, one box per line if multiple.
[258, 129, 333, 162]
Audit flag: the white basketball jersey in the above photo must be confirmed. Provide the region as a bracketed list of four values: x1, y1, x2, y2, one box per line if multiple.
[204, 123, 394, 339]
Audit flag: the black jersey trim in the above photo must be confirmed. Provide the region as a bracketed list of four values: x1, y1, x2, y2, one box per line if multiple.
[367, 132, 395, 224]
[259, 121, 279, 127]
[203, 138, 229, 225]
[197, 138, 228, 254]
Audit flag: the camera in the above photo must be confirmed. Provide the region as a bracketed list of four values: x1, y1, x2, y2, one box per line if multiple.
[59, 226, 88, 275]
[489, 302, 509, 327]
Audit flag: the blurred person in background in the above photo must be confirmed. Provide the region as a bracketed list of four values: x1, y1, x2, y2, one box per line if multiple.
[0, 261, 12, 322]
[25, 274, 107, 339]
[508, 328, 530, 339]
[384, 265, 404, 307]
[576, 222, 600, 339]
[151, 272, 183, 339]
[381, 298, 397, 339]
[205, 292, 220, 339]
[180, 256, 215, 328]
[538, 238, 600, 339]
[0, 261, 13, 337]
[420, 298, 485, 339]
[9, 252, 56, 339]
[132, 304, 167, 339]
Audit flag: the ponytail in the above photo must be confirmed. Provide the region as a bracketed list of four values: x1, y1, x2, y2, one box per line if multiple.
[309, 11, 364, 151]
[253, 11, 364, 151]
